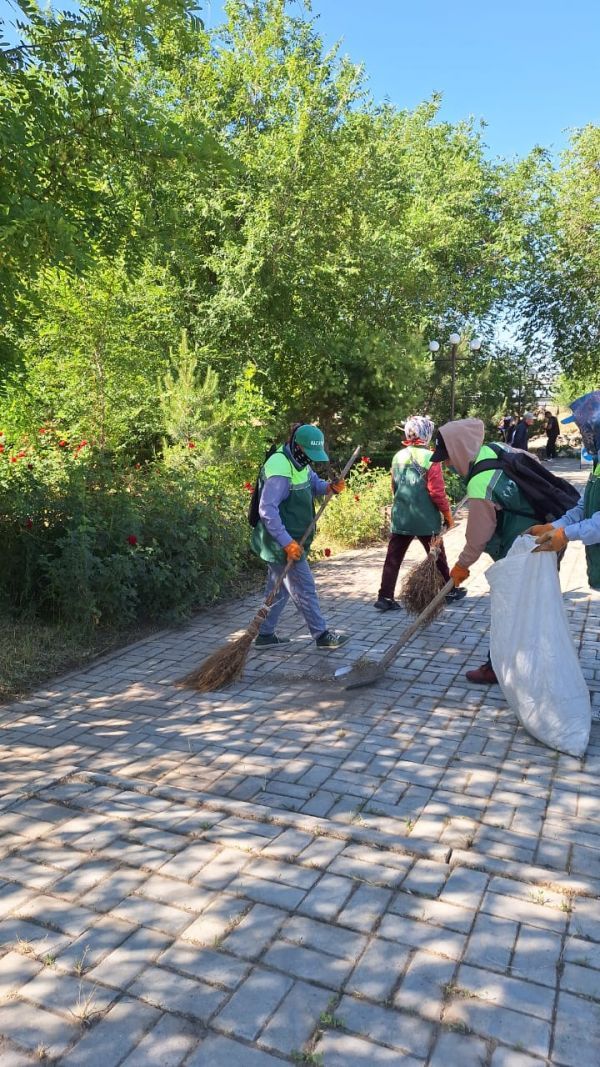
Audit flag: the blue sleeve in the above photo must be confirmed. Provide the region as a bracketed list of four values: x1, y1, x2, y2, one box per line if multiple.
[553, 495, 585, 530]
[309, 467, 330, 496]
[557, 506, 600, 546]
[258, 475, 293, 547]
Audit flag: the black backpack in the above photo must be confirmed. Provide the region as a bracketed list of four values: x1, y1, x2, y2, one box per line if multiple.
[469, 443, 580, 522]
[247, 444, 278, 527]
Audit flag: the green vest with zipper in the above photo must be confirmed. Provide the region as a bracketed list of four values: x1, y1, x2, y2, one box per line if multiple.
[583, 462, 600, 589]
[250, 447, 315, 565]
[467, 443, 536, 561]
[391, 445, 441, 536]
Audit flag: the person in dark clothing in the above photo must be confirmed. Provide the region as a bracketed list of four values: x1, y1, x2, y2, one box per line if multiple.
[500, 415, 514, 444]
[544, 410, 560, 460]
[511, 412, 534, 451]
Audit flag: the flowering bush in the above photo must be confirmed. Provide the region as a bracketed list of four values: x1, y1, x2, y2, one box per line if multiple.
[0, 431, 256, 628]
[315, 461, 390, 550]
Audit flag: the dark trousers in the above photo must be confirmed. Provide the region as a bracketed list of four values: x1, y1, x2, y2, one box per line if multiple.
[546, 434, 558, 459]
[379, 533, 450, 600]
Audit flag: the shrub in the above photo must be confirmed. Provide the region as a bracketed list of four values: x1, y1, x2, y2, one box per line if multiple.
[316, 460, 390, 549]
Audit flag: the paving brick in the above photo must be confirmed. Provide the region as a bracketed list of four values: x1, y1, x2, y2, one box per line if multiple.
[232, 872, 307, 910]
[0, 998, 78, 1058]
[390, 891, 474, 934]
[112, 894, 195, 936]
[263, 938, 354, 989]
[282, 914, 367, 960]
[464, 912, 519, 972]
[316, 1030, 416, 1065]
[86, 926, 171, 988]
[14, 895, 95, 939]
[337, 993, 433, 1057]
[511, 925, 562, 987]
[129, 963, 226, 1020]
[55, 913, 134, 974]
[0, 950, 42, 996]
[221, 902, 286, 959]
[394, 948, 456, 1021]
[136, 873, 216, 912]
[77, 868, 149, 912]
[443, 997, 551, 1058]
[402, 858, 449, 898]
[296, 872, 354, 920]
[158, 941, 248, 988]
[553, 990, 600, 1066]
[429, 1030, 488, 1066]
[490, 1049, 547, 1067]
[298, 836, 347, 868]
[186, 1034, 285, 1067]
[563, 934, 600, 971]
[337, 883, 392, 932]
[0, 916, 70, 958]
[560, 960, 600, 999]
[348, 937, 410, 1001]
[378, 912, 466, 960]
[212, 965, 293, 1040]
[157, 841, 220, 880]
[20, 968, 116, 1017]
[260, 828, 313, 859]
[180, 893, 250, 946]
[242, 856, 319, 890]
[570, 896, 600, 943]
[119, 1011, 199, 1067]
[439, 867, 489, 910]
[59, 994, 160, 1067]
[456, 963, 555, 1020]
[259, 979, 330, 1054]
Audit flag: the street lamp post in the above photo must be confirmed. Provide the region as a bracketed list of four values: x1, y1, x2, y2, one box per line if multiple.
[428, 334, 482, 420]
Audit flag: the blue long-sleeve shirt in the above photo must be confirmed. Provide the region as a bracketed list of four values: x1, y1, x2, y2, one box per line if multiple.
[553, 494, 600, 545]
[259, 450, 329, 547]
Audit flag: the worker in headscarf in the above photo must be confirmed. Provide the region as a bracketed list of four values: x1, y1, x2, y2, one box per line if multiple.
[374, 415, 464, 611]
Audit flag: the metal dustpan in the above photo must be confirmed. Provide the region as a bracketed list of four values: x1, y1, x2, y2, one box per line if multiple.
[334, 579, 454, 690]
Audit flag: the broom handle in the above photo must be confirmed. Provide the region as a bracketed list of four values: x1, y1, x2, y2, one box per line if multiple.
[380, 578, 454, 668]
[258, 444, 362, 617]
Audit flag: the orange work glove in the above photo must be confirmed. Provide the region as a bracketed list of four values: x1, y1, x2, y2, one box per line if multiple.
[533, 527, 568, 553]
[524, 523, 554, 537]
[283, 540, 303, 561]
[450, 563, 470, 586]
[442, 510, 455, 529]
[329, 478, 346, 494]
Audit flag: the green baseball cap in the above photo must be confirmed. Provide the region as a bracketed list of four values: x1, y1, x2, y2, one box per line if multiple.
[294, 424, 329, 462]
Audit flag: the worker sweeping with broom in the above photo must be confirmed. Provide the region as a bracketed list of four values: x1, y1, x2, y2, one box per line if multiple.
[250, 423, 350, 649]
[374, 415, 466, 612]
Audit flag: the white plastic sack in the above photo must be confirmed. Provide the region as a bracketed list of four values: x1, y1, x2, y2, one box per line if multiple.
[486, 534, 591, 757]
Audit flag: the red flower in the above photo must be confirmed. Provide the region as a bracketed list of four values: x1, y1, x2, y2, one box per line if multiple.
[324, 548, 332, 557]
[38, 428, 47, 435]
[25, 517, 33, 529]
[58, 440, 67, 447]
[10, 456, 17, 463]
[127, 534, 138, 546]
[16, 450, 26, 458]
[354, 494, 360, 501]
[243, 482, 254, 492]
[188, 441, 196, 449]
[361, 456, 371, 465]
[0, 444, 4, 453]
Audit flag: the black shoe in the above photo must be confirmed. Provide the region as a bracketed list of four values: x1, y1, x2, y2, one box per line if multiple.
[254, 634, 291, 648]
[445, 587, 467, 603]
[315, 630, 350, 649]
[374, 597, 401, 612]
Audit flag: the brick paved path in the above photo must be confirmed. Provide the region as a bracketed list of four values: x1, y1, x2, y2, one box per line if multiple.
[1, 460, 599, 1066]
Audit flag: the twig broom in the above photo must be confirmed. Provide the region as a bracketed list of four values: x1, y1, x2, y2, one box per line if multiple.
[178, 444, 362, 692]
[398, 495, 468, 617]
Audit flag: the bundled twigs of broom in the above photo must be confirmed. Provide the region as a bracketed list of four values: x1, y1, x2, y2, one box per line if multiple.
[178, 444, 362, 692]
[398, 494, 468, 618]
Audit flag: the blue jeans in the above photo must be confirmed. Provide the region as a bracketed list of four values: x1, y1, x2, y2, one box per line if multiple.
[258, 558, 327, 639]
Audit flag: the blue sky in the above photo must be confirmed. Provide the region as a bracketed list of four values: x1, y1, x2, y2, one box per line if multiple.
[2, 0, 598, 158]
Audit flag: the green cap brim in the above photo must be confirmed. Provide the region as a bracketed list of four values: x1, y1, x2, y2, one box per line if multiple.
[303, 445, 329, 462]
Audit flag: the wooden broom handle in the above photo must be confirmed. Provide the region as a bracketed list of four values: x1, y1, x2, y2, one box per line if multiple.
[379, 579, 455, 668]
[260, 444, 362, 613]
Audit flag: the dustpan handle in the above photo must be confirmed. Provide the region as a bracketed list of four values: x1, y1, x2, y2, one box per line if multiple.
[260, 444, 362, 615]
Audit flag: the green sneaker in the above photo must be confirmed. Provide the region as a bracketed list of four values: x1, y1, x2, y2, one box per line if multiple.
[254, 633, 290, 648]
[315, 630, 350, 650]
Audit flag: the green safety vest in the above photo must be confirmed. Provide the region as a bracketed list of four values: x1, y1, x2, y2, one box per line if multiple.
[250, 447, 315, 565]
[391, 446, 441, 536]
[467, 443, 536, 561]
[583, 462, 600, 590]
